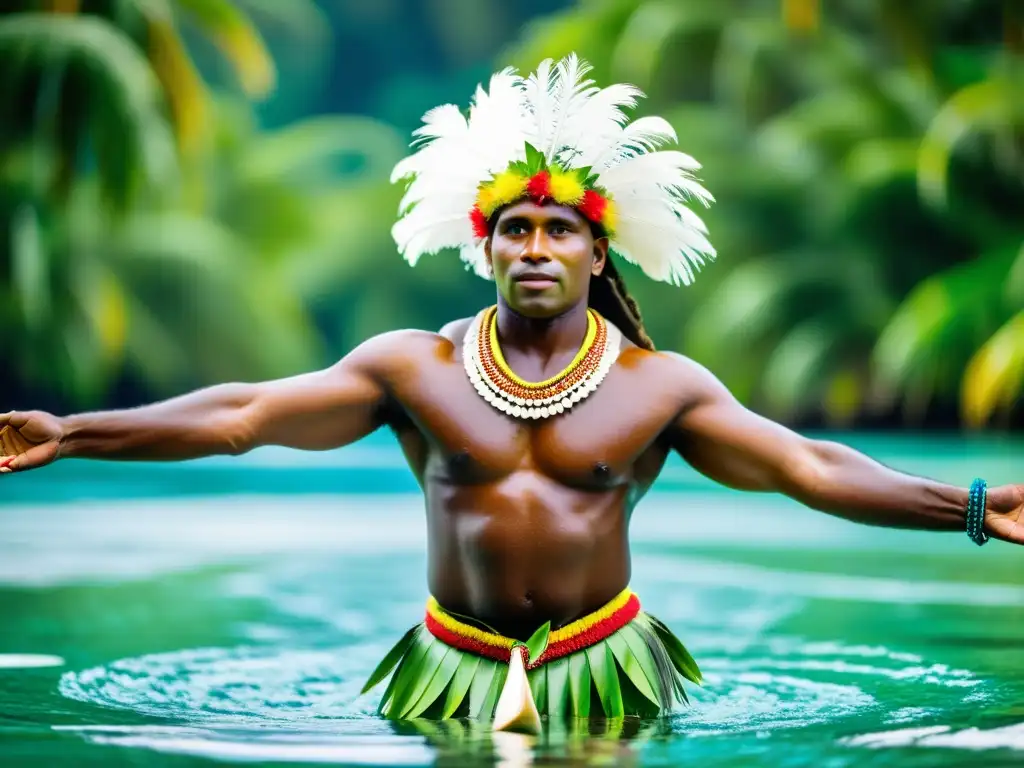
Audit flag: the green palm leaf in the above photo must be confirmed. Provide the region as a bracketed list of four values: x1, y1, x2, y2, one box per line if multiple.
[962, 310, 1024, 427]
[610, 2, 727, 90]
[761, 318, 851, 418]
[0, 13, 177, 209]
[173, 0, 275, 96]
[585, 642, 624, 718]
[918, 77, 1023, 209]
[872, 247, 1020, 402]
[238, 115, 406, 187]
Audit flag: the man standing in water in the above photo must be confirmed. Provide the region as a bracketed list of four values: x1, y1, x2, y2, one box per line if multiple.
[1, 56, 1021, 733]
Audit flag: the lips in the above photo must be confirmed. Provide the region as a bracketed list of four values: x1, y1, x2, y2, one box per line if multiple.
[513, 272, 557, 284]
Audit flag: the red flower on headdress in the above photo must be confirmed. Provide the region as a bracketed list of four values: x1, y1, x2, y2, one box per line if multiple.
[526, 171, 551, 202]
[577, 189, 608, 223]
[470, 205, 489, 239]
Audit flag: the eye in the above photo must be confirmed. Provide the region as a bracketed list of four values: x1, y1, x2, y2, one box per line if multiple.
[504, 223, 526, 236]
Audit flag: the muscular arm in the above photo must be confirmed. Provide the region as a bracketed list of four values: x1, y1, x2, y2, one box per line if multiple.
[1, 332, 413, 468]
[664, 354, 1023, 538]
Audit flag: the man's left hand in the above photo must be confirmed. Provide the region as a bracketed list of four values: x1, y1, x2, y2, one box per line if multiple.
[985, 485, 1024, 544]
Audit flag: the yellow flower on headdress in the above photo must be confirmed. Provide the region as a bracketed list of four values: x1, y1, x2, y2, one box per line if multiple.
[548, 168, 585, 206]
[601, 199, 618, 235]
[476, 186, 498, 218]
[477, 171, 528, 217]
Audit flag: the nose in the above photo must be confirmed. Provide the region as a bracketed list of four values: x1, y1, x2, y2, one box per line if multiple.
[520, 227, 551, 264]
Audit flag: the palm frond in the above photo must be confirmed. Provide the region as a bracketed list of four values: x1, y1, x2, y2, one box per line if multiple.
[0, 13, 177, 209]
[961, 310, 1024, 427]
[173, 0, 275, 97]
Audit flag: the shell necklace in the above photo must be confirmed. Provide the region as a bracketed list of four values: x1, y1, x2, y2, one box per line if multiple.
[463, 305, 622, 420]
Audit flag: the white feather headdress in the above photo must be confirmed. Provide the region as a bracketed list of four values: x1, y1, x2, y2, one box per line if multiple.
[391, 54, 716, 286]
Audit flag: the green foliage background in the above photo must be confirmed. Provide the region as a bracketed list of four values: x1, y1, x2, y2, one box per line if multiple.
[0, 0, 1021, 431]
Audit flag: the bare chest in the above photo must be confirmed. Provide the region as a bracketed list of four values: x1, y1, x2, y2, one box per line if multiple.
[389, 356, 678, 487]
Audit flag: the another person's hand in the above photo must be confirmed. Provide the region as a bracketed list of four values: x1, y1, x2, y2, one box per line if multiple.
[985, 484, 1024, 544]
[0, 411, 64, 474]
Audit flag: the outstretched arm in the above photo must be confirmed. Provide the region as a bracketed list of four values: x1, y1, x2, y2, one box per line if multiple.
[665, 355, 1024, 544]
[0, 331, 414, 473]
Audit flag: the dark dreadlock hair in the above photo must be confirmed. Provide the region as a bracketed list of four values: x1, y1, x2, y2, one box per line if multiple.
[588, 252, 655, 351]
[486, 209, 655, 351]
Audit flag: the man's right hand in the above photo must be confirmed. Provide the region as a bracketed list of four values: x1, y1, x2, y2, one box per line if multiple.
[0, 411, 63, 474]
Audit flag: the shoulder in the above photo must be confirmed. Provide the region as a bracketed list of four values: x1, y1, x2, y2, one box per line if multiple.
[333, 328, 453, 379]
[438, 317, 475, 346]
[337, 316, 482, 374]
[616, 347, 734, 410]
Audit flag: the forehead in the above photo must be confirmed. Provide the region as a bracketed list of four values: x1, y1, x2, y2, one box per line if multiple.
[496, 201, 586, 225]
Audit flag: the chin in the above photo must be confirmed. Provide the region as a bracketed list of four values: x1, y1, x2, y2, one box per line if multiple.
[504, 293, 567, 319]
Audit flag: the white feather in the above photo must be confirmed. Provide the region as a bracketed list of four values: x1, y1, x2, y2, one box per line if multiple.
[586, 116, 677, 172]
[390, 53, 717, 286]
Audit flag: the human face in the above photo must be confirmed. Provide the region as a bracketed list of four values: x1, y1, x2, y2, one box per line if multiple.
[485, 201, 608, 318]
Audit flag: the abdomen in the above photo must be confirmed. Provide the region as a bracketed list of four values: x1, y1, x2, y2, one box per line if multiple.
[424, 472, 631, 638]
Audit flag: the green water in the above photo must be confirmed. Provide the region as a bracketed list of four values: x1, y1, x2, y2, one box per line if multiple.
[1, 432, 1023, 767]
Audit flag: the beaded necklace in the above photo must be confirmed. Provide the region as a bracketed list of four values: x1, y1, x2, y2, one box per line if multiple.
[463, 306, 621, 419]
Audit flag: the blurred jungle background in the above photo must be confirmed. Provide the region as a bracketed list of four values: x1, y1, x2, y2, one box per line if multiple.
[1, 0, 1021, 432]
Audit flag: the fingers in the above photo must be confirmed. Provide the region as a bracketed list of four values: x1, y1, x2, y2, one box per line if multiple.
[0, 411, 28, 429]
[0, 441, 57, 474]
[0, 426, 14, 456]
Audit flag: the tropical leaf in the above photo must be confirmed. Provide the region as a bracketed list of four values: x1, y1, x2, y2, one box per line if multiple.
[761, 318, 852, 418]
[961, 311, 1024, 427]
[606, 631, 659, 706]
[467, 658, 498, 718]
[567, 650, 591, 718]
[405, 647, 460, 719]
[872, 247, 1020, 400]
[173, 0, 275, 96]
[9, 203, 48, 332]
[545, 657, 570, 719]
[610, 2, 727, 91]
[585, 642, 624, 718]
[524, 621, 551, 666]
[146, 10, 209, 154]
[918, 77, 1022, 209]
[756, 89, 895, 181]
[396, 636, 448, 719]
[619, 623, 668, 704]
[440, 653, 479, 719]
[237, 115, 406, 186]
[0, 13, 178, 209]
[476, 661, 507, 721]
[782, 0, 819, 34]
[647, 615, 702, 685]
[1006, 243, 1024, 306]
[360, 624, 420, 695]
[528, 664, 547, 711]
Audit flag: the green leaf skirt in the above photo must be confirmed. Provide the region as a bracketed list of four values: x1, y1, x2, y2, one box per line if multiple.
[361, 609, 701, 721]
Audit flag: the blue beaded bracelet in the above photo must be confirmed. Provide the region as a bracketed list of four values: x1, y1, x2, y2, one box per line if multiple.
[966, 477, 988, 547]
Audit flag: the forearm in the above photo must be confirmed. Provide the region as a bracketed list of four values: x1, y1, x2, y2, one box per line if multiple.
[790, 440, 967, 531]
[59, 383, 258, 461]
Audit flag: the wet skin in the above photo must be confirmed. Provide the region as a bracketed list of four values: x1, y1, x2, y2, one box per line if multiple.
[1, 203, 1022, 641]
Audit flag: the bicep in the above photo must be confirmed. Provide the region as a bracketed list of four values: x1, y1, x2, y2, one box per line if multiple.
[668, 360, 820, 493]
[245, 340, 393, 451]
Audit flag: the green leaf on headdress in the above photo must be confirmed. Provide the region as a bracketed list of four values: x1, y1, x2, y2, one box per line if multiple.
[574, 166, 593, 183]
[524, 142, 547, 175]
